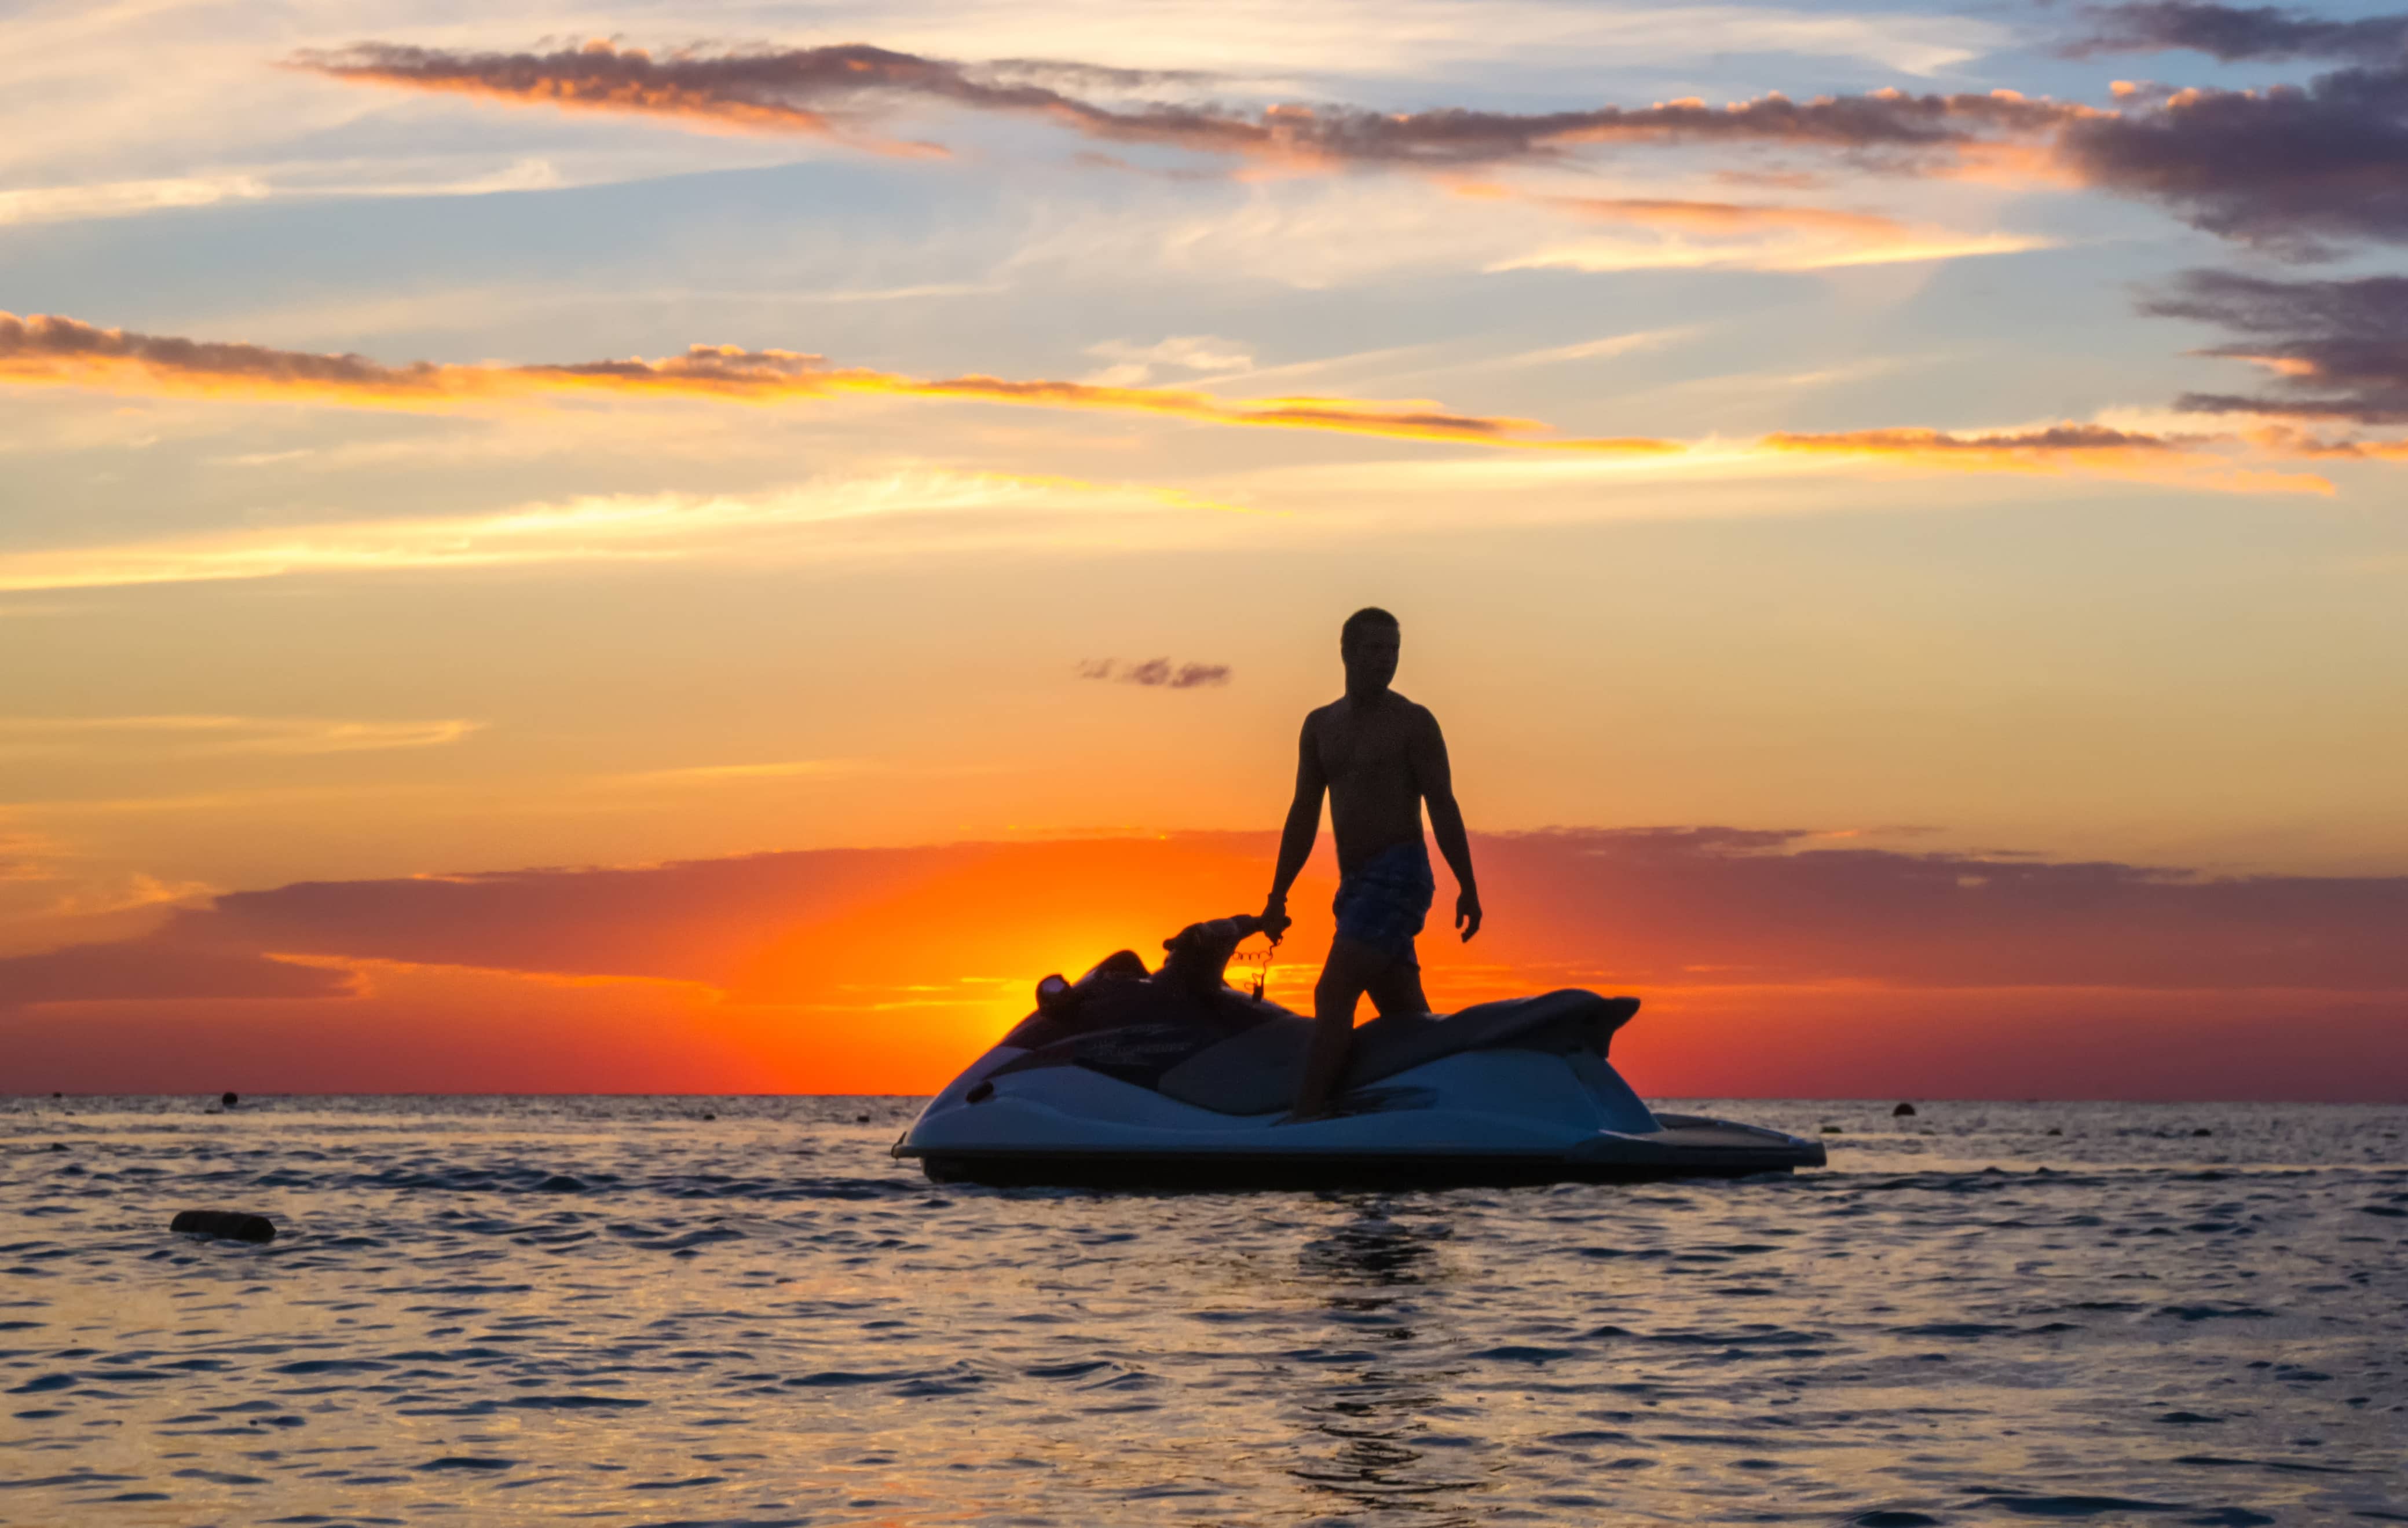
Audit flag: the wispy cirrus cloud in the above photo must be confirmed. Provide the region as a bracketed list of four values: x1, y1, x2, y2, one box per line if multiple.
[0, 315, 2364, 501]
[1762, 422, 2333, 493]
[0, 174, 268, 227]
[0, 310, 1679, 454]
[1455, 182, 2059, 272]
[0, 473, 1246, 595]
[0, 715, 482, 756]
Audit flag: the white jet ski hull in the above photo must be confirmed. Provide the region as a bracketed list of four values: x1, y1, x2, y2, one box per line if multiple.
[898, 1040, 1825, 1190]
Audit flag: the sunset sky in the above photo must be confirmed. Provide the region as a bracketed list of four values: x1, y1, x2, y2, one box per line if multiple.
[6, 0, 2407, 1098]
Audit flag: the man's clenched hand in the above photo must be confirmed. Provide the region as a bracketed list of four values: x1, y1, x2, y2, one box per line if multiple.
[1258, 897, 1293, 944]
[1455, 890, 1483, 942]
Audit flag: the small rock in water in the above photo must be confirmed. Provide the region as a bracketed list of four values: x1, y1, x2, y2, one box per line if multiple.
[1893, 1102, 1918, 1118]
[2047, 1127, 2063, 1136]
[701, 1111, 716, 1121]
[171, 1210, 277, 1244]
[855, 1113, 871, 1124]
[1820, 1125, 1843, 1134]
[2192, 1127, 2213, 1137]
[50, 1142, 67, 1152]
[221, 1091, 239, 1109]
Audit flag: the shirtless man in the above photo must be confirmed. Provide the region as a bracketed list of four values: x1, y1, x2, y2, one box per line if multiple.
[1258, 607, 1481, 1120]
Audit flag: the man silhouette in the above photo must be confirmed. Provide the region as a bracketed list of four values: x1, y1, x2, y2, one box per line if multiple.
[1259, 607, 1481, 1120]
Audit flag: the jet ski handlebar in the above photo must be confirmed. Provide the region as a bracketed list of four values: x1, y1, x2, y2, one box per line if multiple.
[1160, 913, 1276, 995]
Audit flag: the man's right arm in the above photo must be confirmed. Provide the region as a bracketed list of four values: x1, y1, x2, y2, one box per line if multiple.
[1262, 717, 1326, 938]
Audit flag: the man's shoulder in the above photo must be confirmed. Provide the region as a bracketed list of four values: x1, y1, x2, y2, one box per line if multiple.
[1389, 692, 1440, 729]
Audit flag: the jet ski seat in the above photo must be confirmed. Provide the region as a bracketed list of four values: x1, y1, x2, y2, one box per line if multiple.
[1156, 990, 1639, 1117]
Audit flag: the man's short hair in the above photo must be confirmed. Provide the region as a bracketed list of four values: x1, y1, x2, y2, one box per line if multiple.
[1341, 606, 1400, 646]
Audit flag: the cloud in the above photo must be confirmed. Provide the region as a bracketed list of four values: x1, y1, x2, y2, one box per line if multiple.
[1541, 193, 1913, 238]
[1082, 657, 1234, 688]
[0, 940, 352, 1006]
[0, 715, 482, 756]
[287, 32, 2408, 263]
[1082, 335, 1254, 386]
[0, 473, 1247, 595]
[1459, 183, 2058, 271]
[297, 40, 2093, 173]
[0, 174, 269, 227]
[1759, 422, 2334, 492]
[0, 316, 2367, 506]
[294, 34, 2408, 257]
[0, 310, 1679, 454]
[2055, 64, 2408, 252]
[2063, 2, 2408, 62]
[2143, 269, 2408, 424]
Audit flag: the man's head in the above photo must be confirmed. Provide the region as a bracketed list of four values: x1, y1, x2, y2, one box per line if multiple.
[1340, 606, 1400, 694]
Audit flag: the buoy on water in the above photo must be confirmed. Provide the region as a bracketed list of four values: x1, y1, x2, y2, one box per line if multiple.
[1893, 1102, 1918, 1117]
[171, 1211, 277, 1244]
[221, 1092, 239, 1109]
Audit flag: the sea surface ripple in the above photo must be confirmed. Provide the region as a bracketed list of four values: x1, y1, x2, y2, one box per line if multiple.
[2, 1096, 2402, 1527]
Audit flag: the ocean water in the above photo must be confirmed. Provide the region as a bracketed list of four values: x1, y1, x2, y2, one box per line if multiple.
[1, 1097, 2402, 1528]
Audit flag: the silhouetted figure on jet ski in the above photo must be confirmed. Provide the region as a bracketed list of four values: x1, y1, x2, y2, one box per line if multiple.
[1259, 606, 1481, 1121]
[889, 606, 1825, 1187]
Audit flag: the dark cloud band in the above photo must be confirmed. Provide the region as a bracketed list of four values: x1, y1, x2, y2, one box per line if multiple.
[2063, 1, 2408, 63]
[2146, 269, 2408, 423]
[295, 39, 2092, 171]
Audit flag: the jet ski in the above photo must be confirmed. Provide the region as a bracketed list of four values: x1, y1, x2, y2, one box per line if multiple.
[894, 914, 1824, 1189]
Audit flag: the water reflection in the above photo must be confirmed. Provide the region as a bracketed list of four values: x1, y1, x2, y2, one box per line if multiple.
[1288, 1201, 1483, 1523]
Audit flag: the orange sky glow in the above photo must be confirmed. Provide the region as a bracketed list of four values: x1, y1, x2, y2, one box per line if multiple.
[9, 832, 2404, 1099]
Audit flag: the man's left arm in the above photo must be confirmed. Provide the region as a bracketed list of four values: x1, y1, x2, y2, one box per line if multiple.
[1411, 709, 1482, 941]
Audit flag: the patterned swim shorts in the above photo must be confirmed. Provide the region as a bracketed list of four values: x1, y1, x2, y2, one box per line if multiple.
[1332, 840, 1436, 957]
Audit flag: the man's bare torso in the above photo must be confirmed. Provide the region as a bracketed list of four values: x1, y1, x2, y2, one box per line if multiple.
[1306, 691, 1430, 875]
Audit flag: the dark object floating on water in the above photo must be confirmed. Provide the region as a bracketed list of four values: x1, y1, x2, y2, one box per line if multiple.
[1821, 1125, 1843, 1134]
[171, 1210, 277, 1244]
[856, 1114, 871, 1124]
[2047, 1127, 2063, 1136]
[221, 1091, 239, 1108]
[701, 1112, 716, 1121]
[51, 1142, 66, 1152]
[2193, 1127, 2213, 1137]
[1893, 1102, 1917, 1117]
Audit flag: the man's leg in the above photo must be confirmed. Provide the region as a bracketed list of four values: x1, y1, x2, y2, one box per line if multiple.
[1290, 934, 1392, 1120]
[1364, 941, 1430, 1019]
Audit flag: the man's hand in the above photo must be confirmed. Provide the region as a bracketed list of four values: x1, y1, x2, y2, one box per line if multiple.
[1455, 889, 1483, 942]
[1258, 896, 1293, 944]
